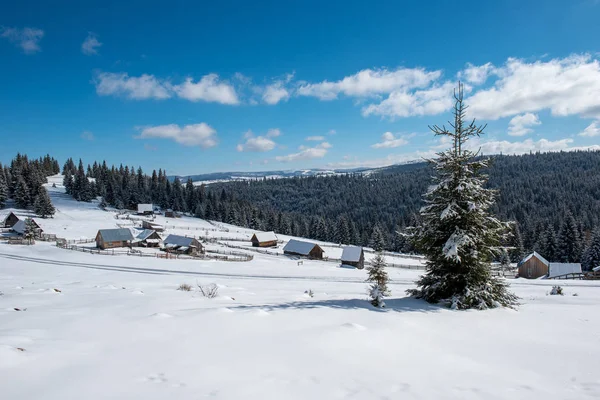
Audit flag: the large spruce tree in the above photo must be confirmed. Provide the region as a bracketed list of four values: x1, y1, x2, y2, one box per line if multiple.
[34, 189, 55, 218]
[407, 83, 518, 310]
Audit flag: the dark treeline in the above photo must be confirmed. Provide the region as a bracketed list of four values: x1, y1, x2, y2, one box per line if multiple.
[5, 151, 600, 269]
[0, 154, 59, 217]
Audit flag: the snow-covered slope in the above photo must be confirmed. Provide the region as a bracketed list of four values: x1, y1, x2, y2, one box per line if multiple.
[1, 175, 600, 399]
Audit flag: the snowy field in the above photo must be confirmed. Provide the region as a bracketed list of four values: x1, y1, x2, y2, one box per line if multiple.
[1, 176, 600, 399]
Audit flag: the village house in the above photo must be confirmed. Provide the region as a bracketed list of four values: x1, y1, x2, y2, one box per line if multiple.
[12, 218, 43, 238]
[1, 212, 20, 228]
[283, 239, 324, 259]
[251, 231, 278, 247]
[95, 228, 134, 250]
[132, 229, 162, 247]
[518, 252, 582, 279]
[137, 204, 154, 215]
[163, 234, 203, 255]
[341, 246, 365, 269]
[142, 220, 165, 232]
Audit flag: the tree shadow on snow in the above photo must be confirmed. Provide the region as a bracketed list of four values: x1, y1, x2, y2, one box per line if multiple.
[231, 296, 443, 314]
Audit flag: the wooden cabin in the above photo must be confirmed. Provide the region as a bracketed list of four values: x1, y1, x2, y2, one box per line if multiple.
[142, 220, 164, 232]
[341, 246, 365, 269]
[283, 239, 324, 259]
[12, 218, 43, 238]
[2, 212, 20, 228]
[163, 234, 203, 255]
[251, 231, 278, 247]
[133, 229, 162, 247]
[95, 228, 134, 249]
[518, 252, 550, 279]
[137, 204, 154, 215]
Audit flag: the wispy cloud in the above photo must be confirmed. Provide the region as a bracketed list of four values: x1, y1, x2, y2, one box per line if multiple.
[137, 123, 218, 148]
[578, 121, 600, 137]
[81, 32, 102, 55]
[80, 131, 95, 141]
[306, 136, 325, 141]
[237, 128, 281, 152]
[172, 74, 239, 104]
[371, 132, 411, 149]
[275, 142, 331, 162]
[1, 26, 44, 54]
[507, 113, 541, 136]
[261, 73, 294, 105]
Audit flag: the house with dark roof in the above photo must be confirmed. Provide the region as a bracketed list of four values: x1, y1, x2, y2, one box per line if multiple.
[251, 231, 278, 247]
[341, 246, 365, 269]
[163, 234, 203, 255]
[283, 239, 324, 259]
[95, 228, 134, 249]
[2, 212, 20, 228]
[132, 229, 162, 247]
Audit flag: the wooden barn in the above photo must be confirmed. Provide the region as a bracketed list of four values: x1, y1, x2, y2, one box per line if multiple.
[518, 252, 550, 279]
[251, 231, 278, 247]
[133, 229, 162, 247]
[2, 212, 20, 228]
[283, 239, 324, 259]
[12, 219, 43, 237]
[341, 246, 365, 269]
[142, 220, 164, 232]
[137, 204, 154, 215]
[163, 234, 203, 255]
[95, 228, 134, 250]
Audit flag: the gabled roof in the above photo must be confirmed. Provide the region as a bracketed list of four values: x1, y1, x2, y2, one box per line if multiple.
[97, 228, 134, 242]
[548, 263, 582, 278]
[518, 251, 549, 267]
[135, 229, 158, 241]
[12, 219, 41, 234]
[137, 204, 153, 212]
[593, 265, 600, 272]
[252, 231, 278, 243]
[164, 234, 198, 247]
[341, 246, 363, 262]
[283, 239, 322, 255]
[1, 211, 19, 225]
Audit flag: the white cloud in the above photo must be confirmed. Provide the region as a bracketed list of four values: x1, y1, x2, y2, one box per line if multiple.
[507, 113, 541, 136]
[459, 62, 497, 85]
[468, 54, 600, 120]
[362, 82, 456, 118]
[1, 26, 44, 54]
[371, 132, 410, 149]
[470, 137, 574, 155]
[237, 129, 281, 152]
[172, 74, 239, 104]
[137, 123, 218, 148]
[80, 131, 94, 141]
[328, 129, 336, 135]
[579, 121, 600, 137]
[275, 142, 331, 162]
[266, 128, 281, 138]
[306, 136, 325, 141]
[94, 72, 172, 99]
[81, 32, 102, 55]
[297, 67, 441, 100]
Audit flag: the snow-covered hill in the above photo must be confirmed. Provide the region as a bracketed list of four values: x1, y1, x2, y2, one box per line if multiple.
[1, 175, 600, 400]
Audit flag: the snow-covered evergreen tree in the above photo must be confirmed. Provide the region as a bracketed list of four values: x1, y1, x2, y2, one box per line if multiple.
[509, 223, 525, 262]
[407, 83, 518, 310]
[366, 253, 390, 308]
[23, 217, 36, 244]
[14, 177, 30, 209]
[335, 215, 350, 245]
[371, 224, 386, 252]
[499, 248, 511, 271]
[34, 189, 55, 218]
[582, 228, 600, 271]
[0, 168, 7, 208]
[556, 211, 582, 262]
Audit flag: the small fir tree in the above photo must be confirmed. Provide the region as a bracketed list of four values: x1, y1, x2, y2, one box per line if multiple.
[556, 211, 582, 263]
[23, 217, 36, 244]
[0, 170, 7, 208]
[582, 228, 600, 271]
[366, 253, 390, 308]
[34, 189, 55, 218]
[14, 177, 31, 209]
[407, 83, 518, 310]
[371, 225, 386, 252]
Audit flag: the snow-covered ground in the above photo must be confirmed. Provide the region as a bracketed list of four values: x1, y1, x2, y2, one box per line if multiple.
[1, 175, 600, 399]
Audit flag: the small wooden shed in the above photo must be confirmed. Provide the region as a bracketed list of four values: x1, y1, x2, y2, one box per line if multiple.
[142, 220, 164, 232]
[133, 229, 162, 247]
[2, 212, 20, 228]
[163, 234, 203, 255]
[251, 231, 278, 247]
[341, 246, 365, 269]
[518, 252, 549, 279]
[283, 239, 324, 259]
[96, 228, 134, 249]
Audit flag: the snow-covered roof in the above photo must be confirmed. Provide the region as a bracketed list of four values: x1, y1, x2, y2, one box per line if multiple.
[341, 246, 363, 262]
[145, 239, 161, 244]
[519, 251, 549, 267]
[135, 229, 157, 241]
[164, 234, 198, 247]
[97, 228, 134, 242]
[12, 219, 41, 234]
[137, 204, 153, 212]
[548, 263, 582, 278]
[283, 239, 321, 255]
[252, 231, 278, 243]
[593, 265, 600, 272]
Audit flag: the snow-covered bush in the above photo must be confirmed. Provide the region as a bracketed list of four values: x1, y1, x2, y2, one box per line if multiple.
[305, 289, 314, 298]
[178, 283, 192, 292]
[197, 283, 219, 298]
[549, 286, 564, 296]
[367, 253, 390, 308]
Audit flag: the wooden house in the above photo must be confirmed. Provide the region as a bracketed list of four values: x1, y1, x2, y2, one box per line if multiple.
[163, 234, 203, 255]
[2, 212, 20, 228]
[283, 239, 324, 259]
[142, 220, 164, 232]
[164, 209, 178, 218]
[137, 204, 154, 215]
[341, 246, 365, 269]
[133, 229, 162, 247]
[251, 231, 278, 247]
[12, 219, 43, 238]
[95, 228, 134, 249]
[518, 252, 549, 279]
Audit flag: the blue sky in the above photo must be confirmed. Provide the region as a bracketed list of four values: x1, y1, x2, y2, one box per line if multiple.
[2, 0, 600, 175]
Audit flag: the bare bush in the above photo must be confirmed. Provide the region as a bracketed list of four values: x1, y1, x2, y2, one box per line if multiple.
[304, 289, 314, 298]
[549, 286, 564, 296]
[178, 283, 192, 292]
[197, 282, 219, 298]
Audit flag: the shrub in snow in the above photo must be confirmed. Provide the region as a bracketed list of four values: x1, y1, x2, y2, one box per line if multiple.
[178, 283, 192, 292]
[549, 286, 564, 296]
[305, 289, 314, 298]
[367, 253, 390, 308]
[406, 83, 518, 310]
[197, 283, 219, 298]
